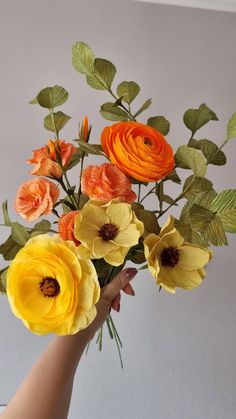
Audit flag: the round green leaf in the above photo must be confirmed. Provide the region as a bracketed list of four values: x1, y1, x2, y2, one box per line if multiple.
[116, 81, 140, 104]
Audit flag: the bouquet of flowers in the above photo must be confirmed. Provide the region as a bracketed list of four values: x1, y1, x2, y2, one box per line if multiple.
[1, 41, 236, 366]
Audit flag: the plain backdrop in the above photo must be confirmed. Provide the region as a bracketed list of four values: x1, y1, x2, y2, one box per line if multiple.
[0, 1, 236, 418]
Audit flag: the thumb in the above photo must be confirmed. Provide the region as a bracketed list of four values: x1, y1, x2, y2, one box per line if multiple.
[102, 268, 138, 302]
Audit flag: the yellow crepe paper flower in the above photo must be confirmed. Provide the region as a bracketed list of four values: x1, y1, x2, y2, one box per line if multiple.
[74, 200, 144, 266]
[6, 234, 100, 335]
[144, 216, 212, 294]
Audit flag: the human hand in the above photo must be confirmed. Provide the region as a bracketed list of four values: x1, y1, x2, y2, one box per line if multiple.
[87, 267, 137, 338]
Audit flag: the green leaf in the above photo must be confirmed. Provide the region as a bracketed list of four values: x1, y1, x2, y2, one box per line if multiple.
[164, 169, 181, 184]
[147, 116, 170, 136]
[180, 190, 217, 220]
[0, 235, 22, 260]
[44, 111, 71, 133]
[116, 81, 140, 104]
[183, 103, 218, 135]
[162, 194, 178, 205]
[37, 85, 69, 109]
[99, 102, 129, 121]
[131, 203, 160, 236]
[0, 268, 8, 293]
[189, 204, 227, 246]
[226, 112, 236, 141]
[29, 96, 38, 104]
[175, 145, 207, 177]
[11, 222, 30, 246]
[72, 41, 94, 75]
[134, 98, 152, 118]
[66, 149, 82, 170]
[2, 201, 11, 226]
[175, 219, 209, 247]
[190, 139, 226, 166]
[189, 205, 216, 233]
[31, 220, 51, 237]
[183, 175, 214, 199]
[86, 58, 116, 90]
[210, 189, 236, 233]
[77, 140, 105, 156]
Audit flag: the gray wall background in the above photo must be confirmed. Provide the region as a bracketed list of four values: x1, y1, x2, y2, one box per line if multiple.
[0, 1, 236, 418]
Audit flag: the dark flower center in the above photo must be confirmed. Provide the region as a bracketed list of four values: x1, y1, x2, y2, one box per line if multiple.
[160, 247, 180, 267]
[39, 277, 60, 297]
[99, 223, 118, 241]
[144, 137, 152, 146]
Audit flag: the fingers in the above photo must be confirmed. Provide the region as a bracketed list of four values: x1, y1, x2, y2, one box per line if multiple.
[102, 267, 137, 302]
[111, 293, 121, 312]
[122, 283, 135, 296]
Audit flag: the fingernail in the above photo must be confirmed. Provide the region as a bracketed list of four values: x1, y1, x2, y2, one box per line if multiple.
[117, 303, 120, 312]
[131, 289, 135, 296]
[124, 268, 138, 280]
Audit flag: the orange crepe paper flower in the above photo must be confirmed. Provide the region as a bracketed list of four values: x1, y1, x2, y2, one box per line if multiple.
[101, 121, 175, 182]
[81, 163, 137, 203]
[27, 139, 77, 178]
[58, 210, 81, 246]
[79, 116, 89, 142]
[14, 178, 59, 222]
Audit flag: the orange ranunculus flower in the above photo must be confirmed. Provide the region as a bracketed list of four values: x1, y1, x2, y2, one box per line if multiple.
[101, 121, 175, 182]
[58, 210, 81, 246]
[27, 139, 77, 178]
[14, 178, 59, 222]
[81, 163, 137, 203]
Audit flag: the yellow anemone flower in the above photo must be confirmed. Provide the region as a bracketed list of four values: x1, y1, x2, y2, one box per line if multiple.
[144, 216, 212, 294]
[6, 234, 100, 335]
[74, 200, 144, 266]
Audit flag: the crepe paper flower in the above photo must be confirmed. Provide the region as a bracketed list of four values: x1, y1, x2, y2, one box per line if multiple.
[144, 216, 212, 294]
[74, 200, 144, 266]
[14, 178, 59, 222]
[79, 115, 90, 142]
[81, 163, 137, 203]
[6, 234, 100, 335]
[101, 121, 175, 182]
[58, 210, 81, 246]
[27, 139, 77, 178]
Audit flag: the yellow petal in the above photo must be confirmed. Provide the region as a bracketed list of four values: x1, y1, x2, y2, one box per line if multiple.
[113, 224, 140, 247]
[159, 215, 175, 237]
[92, 237, 115, 258]
[81, 204, 109, 228]
[77, 244, 92, 259]
[156, 265, 176, 293]
[75, 222, 98, 247]
[104, 247, 129, 266]
[178, 245, 210, 271]
[169, 266, 203, 290]
[106, 202, 132, 230]
[162, 230, 184, 248]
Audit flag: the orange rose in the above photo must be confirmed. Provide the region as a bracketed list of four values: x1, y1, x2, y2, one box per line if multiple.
[27, 139, 77, 178]
[14, 178, 59, 221]
[58, 210, 81, 246]
[101, 121, 175, 182]
[81, 163, 137, 203]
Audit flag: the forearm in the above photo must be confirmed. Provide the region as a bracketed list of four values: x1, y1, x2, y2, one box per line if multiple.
[1, 328, 94, 419]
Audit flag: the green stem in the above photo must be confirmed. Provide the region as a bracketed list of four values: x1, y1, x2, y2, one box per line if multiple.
[157, 175, 196, 219]
[77, 152, 85, 208]
[138, 184, 142, 203]
[108, 314, 123, 369]
[139, 185, 156, 204]
[57, 177, 77, 210]
[108, 88, 136, 121]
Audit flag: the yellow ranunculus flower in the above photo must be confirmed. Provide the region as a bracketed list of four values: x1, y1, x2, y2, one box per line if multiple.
[144, 216, 212, 294]
[74, 200, 144, 266]
[6, 234, 100, 335]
